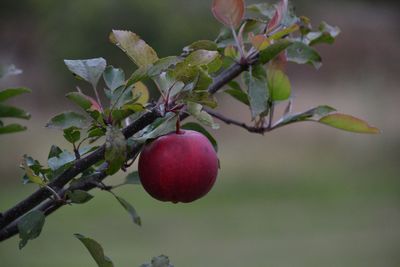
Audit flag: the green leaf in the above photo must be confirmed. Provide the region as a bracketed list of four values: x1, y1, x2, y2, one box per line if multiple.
[0, 124, 26, 134]
[225, 81, 250, 106]
[308, 22, 341, 46]
[18, 210, 46, 249]
[193, 68, 213, 92]
[66, 92, 101, 113]
[172, 50, 220, 83]
[0, 87, 31, 102]
[47, 150, 75, 171]
[246, 3, 276, 20]
[259, 39, 292, 64]
[67, 190, 94, 204]
[88, 127, 106, 139]
[275, 105, 336, 127]
[243, 65, 269, 119]
[46, 111, 89, 130]
[114, 195, 141, 226]
[105, 126, 127, 175]
[134, 113, 177, 143]
[147, 56, 181, 77]
[22, 156, 46, 186]
[182, 122, 218, 152]
[48, 145, 63, 159]
[184, 91, 217, 109]
[103, 66, 125, 91]
[183, 40, 218, 54]
[319, 113, 380, 134]
[126, 67, 149, 88]
[110, 30, 159, 68]
[74, 234, 114, 267]
[63, 127, 81, 144]
[268, 69, 291, 101]
[125, 171, 141, 185]
[185, 49, 220, 66]
[64, 58, 107, 88]
[270, 24, 300, 40]
[287, 42, 322, 69]
[0, 104, 30, 119]
[186, 102, 219, 129]
[0, 64, 22, 79]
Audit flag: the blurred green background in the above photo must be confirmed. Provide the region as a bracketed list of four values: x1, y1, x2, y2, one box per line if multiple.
[0, 0, 399, 266]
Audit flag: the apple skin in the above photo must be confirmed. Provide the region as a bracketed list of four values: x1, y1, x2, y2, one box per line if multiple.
[138, 130, 218, 203]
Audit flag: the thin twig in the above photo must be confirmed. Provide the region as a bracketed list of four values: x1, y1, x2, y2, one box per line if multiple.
[205, 108, 267, 134]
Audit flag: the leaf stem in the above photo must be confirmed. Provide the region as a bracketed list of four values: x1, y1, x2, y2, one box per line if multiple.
[92, 85, 104, 113]
[231, 26, 246, 62]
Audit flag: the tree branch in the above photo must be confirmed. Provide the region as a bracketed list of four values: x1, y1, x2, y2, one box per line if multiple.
[0, 52, 259, 242]
[0, 110, 161, 231]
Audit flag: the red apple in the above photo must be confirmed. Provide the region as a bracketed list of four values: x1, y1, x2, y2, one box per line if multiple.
[138, 130, 219, 203]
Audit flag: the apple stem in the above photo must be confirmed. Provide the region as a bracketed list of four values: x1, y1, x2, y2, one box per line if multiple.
[176, 116, 182, 134]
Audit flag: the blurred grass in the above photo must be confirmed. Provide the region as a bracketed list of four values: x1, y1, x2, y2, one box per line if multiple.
[0, 154, 399, 267]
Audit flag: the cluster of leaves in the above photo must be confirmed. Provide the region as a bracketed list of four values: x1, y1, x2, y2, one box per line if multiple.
[0, 65, 31, 134]
[212, 0, 378, 133]
[9, 0, 380, 260]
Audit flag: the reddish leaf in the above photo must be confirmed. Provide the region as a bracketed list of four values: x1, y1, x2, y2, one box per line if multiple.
[212, 0, 245, 29]
[267, 0, 288, 31]
[87, 96, 102, 112]
[249, 33, 270, 51]
[271, 52, 288, 71]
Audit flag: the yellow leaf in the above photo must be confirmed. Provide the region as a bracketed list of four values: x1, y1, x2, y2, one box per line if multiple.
[132, 82, 149, 105]
[22, 158, 46, 187]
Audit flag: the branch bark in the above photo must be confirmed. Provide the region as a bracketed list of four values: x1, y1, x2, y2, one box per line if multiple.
[0, 54, 256, 242]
